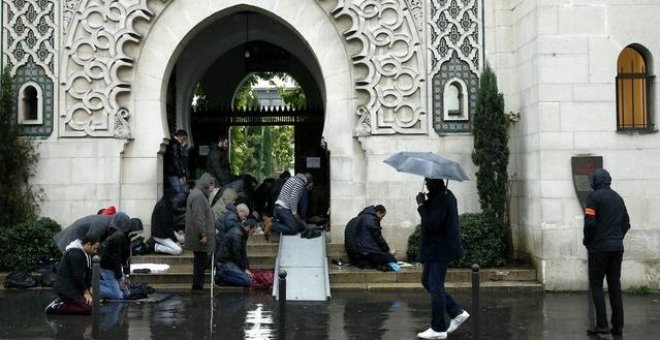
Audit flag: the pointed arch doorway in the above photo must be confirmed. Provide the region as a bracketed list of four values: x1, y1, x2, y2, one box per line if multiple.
[127, 2, 360, 238]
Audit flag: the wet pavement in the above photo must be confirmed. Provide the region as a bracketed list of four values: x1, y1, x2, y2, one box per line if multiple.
[0, 289, 658, 339]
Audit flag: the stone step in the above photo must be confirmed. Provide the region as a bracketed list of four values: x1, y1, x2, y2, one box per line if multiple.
[0, 267, 540, 291]
[126, 265, 537, 286]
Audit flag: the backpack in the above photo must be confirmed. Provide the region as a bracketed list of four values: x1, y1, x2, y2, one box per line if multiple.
[36, 255, 58, 287]
[3, 270, 38, 289]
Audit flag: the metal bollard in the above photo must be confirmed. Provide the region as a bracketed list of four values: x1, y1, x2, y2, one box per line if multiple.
[471, 264, 480, 340]
[278, 270, 287, 340]
[92, 255, 101, 339]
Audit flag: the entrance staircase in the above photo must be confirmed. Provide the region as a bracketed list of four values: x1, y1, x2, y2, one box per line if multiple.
[125, 233, 542, 292]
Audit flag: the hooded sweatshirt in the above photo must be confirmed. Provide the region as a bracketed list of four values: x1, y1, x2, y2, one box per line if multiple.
[583, 169, 631, 252]
[53, 239, 92, 301]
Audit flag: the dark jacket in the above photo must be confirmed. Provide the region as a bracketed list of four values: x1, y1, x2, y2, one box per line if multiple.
[353, 206, 390, 254]
[583, 169, 630, 252]
[216, 226, 249, 271]
[417, 188, 462, 262]
[53, 241, 92, 301]
[184, 173, 216, 252]
[206, 144, 230, 185]
[100, 228, 130, 279]
[151, 196, 177, 241]
[219, 204, 241, 234]
[53, 213, 130, 254]
[165, 137, 189, 178]
[344, 216, 360, 261]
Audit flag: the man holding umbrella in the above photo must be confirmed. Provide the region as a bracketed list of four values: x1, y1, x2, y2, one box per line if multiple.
[416, 178, 469, 339]
[384, 151, 471, 339]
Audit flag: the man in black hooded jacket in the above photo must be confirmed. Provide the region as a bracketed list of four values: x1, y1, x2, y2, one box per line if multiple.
[584, 168, 630, 336]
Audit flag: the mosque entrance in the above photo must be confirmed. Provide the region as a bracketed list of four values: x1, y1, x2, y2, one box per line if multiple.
[163, 9, 330, 223]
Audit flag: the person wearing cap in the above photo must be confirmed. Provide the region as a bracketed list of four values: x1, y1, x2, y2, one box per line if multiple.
[99, 216, 142, 300]
[584, 169, 630, 336]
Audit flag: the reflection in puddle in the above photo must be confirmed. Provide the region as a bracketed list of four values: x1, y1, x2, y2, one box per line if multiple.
[244, 304, 274, 339]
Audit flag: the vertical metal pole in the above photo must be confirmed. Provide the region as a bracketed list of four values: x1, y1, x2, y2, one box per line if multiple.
[278, 270, 287, 340]
[471, 264, 480, 340]
[92, 255, 101, 339]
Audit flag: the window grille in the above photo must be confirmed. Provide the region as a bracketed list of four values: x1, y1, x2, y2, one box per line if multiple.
[616, 46, 654, 131]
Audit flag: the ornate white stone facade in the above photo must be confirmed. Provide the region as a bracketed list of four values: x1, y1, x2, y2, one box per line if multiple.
[1, 0, 659, 290]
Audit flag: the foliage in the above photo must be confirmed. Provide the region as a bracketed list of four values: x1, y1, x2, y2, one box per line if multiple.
[624, 285, 652, 296]
[0, 217, 61, 271]
[472, 64, 509, 223]
[406, 224, 422, 262]
[405, 213, 505, 267]
[278, 86, 306, 109]
[0, 67, 41, 227]
[230, 73, 298, 180]
[453, 213, 505, 267]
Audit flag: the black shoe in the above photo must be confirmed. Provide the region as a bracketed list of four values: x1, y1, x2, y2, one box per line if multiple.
[191, 289, 205, 295]
[587, 327, 609, 335]
[611, 328, 623, 336]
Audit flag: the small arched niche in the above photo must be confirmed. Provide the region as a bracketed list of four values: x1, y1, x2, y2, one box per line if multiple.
[17, 82, 43, 125]
[443, 78, 469, 121]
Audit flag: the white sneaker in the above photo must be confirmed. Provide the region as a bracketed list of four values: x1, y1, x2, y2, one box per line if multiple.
[417, 327, 447, 339]
[447, 310, 470, 333]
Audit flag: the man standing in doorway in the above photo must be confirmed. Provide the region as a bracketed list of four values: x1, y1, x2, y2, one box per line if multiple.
[165, 129, 190, 211]
[207, 135, 231, 186]
[185, 173, 216, 294]
[584, 168, 630, 336]
[416, 178, 469, 339]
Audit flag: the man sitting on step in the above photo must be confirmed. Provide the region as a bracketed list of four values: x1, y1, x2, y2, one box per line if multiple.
[214, 218, 258, 286]
[344, 205, 400, 272]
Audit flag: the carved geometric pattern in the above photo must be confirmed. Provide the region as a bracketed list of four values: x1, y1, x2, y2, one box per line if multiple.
[61, 0, 158, 138]
[329, 0, 427, 135]
[429, 0, 481, 134]
[63, 0, 82, 33]
[2, 0, 57, 136]
[405, 0, 423, 31]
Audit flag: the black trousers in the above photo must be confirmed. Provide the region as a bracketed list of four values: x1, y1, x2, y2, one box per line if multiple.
[192, 251, 208, 291]
[588, 251, 624, 330]
[354, 251, 397, 269]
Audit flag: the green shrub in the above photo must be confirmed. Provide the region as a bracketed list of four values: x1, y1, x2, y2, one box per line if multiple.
[405, 213, 505, 267]
[625, 285, 651, 296]
[0, 217, 61, 271]
[406, 224, 421, 262]
[454, 213, 505, 267]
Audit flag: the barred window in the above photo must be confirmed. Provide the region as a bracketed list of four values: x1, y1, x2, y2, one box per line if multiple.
[616, 46, 654, 130]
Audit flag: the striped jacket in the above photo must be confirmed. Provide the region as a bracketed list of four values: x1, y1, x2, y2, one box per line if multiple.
[275, 174, 307, 215]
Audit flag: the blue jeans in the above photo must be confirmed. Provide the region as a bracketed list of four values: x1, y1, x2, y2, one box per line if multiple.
[167, 176, 189, 213]
[272, 206, 305, 235]
[216, 262, 252, 287]
[421, 261, 463, 332]
[100, 269, 127, 300]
